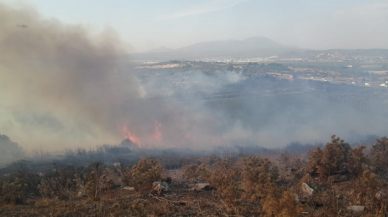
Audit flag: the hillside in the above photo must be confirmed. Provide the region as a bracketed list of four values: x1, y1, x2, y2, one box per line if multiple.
[130, 37, 388, 61]
[175, 36, 288, 53]
[145, 46, 173, 53]
[133, 36, 297, 60]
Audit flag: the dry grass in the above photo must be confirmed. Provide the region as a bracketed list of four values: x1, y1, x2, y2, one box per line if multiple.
[1, 136, 388, 216]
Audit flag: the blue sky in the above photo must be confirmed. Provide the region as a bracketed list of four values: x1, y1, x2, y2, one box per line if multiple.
[3, 0, 388, 52]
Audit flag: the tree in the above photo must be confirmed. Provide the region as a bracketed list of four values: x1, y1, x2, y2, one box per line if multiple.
[307, 135, 352, 178]
[370, 137, 388, 176]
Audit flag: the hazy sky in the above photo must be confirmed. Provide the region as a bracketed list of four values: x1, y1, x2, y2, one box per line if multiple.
[3, 0, 388, 52]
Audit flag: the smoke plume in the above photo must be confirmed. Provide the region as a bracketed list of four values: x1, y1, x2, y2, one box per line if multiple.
[0, 2, 143, 150]
[1, 2, 388, 154]
[0, 2, 224, 151]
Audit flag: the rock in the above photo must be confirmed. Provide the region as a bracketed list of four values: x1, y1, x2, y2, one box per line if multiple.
[301, 183, 314, 196]
[376, 191, 386, 200]
[77, 186, 86, 197]
[76, 185, 86, 197]
[152, 181, 169, 194]
[123, 186, 135, 191]
[190, 183, 211, 191]
[77, 191, 85, 197]
[347, 206, 365, 212]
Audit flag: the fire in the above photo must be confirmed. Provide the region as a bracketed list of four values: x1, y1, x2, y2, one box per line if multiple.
[121, 120, 163, 147]
[152, 120, 162, 142]
[121, 124, 140, 146]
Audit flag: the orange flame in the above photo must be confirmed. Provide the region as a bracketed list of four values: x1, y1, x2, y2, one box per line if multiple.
[121, 124, 140, 146]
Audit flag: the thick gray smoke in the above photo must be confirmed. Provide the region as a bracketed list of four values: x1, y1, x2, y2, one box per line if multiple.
[139, 68, 388, 148]
[0, 2, 225, 151]
[0, 2, 144, 150]
[1, 2, 387, 154]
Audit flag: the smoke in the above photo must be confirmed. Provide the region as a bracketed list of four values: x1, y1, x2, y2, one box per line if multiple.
[1, 2, 387, 154]
[141, 70, 245, 98]
[0, 2, 229, 151]
[0, 2, 143, 150]
[137, 67, 388, 150]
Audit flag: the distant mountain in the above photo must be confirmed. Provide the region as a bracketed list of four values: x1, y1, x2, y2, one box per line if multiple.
[176, 36, 288, 53]
[131, 36, 298, 60]
[145, 46, 173, 53]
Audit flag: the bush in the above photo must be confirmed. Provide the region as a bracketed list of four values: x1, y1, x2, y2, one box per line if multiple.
[1, 167, 41, 205]
[370, 137, 388, 176]
[38, 165, 83, 199]
[307, 135, 353, 178]
[182, 162, 211, 181]
[277, 151, 306, 171]
[262, 191, 303, 217]
[208, 157, 241, 204]
[83, 162, 114, 201]
[242, 157, 279, 202]
[125, 159, 163, 190]
[1, 178, 28, 204]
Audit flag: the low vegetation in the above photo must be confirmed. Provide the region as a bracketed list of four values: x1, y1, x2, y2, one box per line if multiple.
[1, 135, 388, 216]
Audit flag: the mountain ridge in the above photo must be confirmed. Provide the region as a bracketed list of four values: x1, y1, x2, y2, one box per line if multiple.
[131, 37, 388, 61]
[135, 36, 294, 60]
[144, 36, 288, 54]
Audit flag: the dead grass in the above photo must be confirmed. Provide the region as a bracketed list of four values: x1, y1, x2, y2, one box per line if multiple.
[1, 136, 388, 216]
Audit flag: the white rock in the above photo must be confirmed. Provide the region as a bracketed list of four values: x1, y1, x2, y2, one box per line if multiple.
[301, 183, 314, 196]
[123, 186, 135, 191]
[77, 191, 85, 197]
[152, 181, 169, 194]
[77, 186, 86, 197]
[376, 191, 386, 200]
[347, 206, 365, 212]
[191, 183, 211, 191]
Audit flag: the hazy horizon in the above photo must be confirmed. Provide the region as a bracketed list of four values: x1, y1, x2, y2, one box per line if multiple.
[2, 0, 388, 52]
